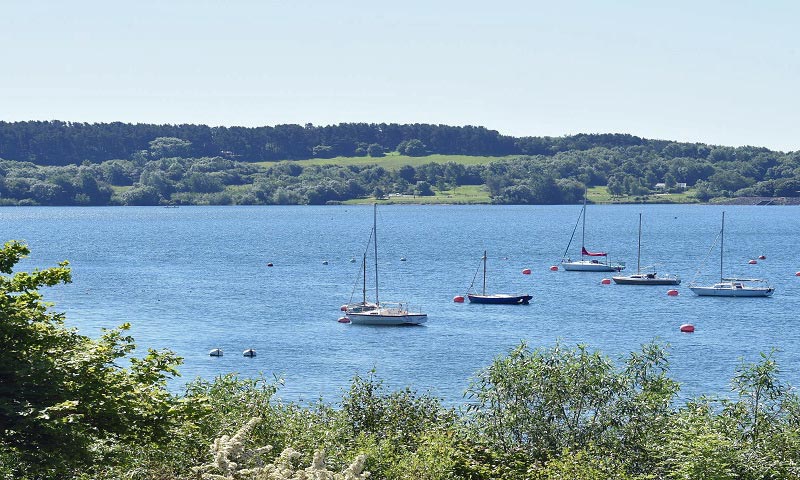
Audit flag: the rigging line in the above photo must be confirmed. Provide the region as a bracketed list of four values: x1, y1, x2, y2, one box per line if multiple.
[347, 226, 375, 304]
[561, 205, 583, 260]
[465, 254, 483, 295]
[689, 227, 723, 284]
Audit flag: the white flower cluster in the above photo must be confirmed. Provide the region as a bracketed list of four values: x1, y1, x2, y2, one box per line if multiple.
[192, 417, 369, 480]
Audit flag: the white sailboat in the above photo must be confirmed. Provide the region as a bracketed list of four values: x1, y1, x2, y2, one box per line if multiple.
[561, 195, 625, 272]
[688, 211, 774, 297]
[346, 204, 428, 325]
[342, 253, 378, 314]
[612, 213, 680, 285]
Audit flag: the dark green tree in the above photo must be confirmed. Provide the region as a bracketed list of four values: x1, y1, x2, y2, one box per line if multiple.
[148, 137, 192, 159]
[367, 143, 385, 157]
[0, 241, 183, 477]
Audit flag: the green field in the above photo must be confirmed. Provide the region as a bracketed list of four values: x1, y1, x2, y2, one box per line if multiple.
[257, 153, 513, 170]
[344, 185, 491, 205]
[586, 186, 699, 204]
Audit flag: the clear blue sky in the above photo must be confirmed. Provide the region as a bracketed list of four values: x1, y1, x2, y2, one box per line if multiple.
[2, 0, 798, 151]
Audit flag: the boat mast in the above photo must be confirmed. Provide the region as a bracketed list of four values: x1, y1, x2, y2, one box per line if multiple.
[637, 213, 642, 274]
[720, 211, 725, 281]
[581, 193, 587, 259]
[374, 203, 379, 306]
[482, 250, 487, 295]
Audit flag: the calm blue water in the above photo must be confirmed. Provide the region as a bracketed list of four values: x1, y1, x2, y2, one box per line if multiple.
[3, 205, 799, 405]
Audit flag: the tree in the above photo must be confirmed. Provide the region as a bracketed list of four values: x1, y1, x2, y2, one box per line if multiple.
[367, 143, 385, 157]
[398, 165, 417, 182]
[121, 184, 161, 205]
[398, 139, 427, 156]
[466, 341, 678, 463]
[664, 172, 677, 189]
[0, 241, 183, 477]
[312, 144, 335, 158]
[414, 180, 434, 196]
[148, 137, 192, 159]
[607, 176, 624, 197]
[181, 172, 224, 193]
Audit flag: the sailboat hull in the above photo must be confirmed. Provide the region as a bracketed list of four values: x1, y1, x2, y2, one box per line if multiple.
[467, 294, 532, 304]
[612, 275, 680, 285]
[347, 308, 428, 325]
[689, 284, 774, 297]
[562, 260, 623, 272]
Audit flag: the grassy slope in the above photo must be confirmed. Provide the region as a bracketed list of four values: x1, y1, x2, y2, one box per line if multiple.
[586, 186, 699, 204]
[256, 153, 513, 170]
[344, 185, 491, 205]
[229, 155, 699, 205]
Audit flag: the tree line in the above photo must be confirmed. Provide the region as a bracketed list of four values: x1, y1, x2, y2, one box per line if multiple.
[0, 121, 522, 165]
[1, 122, 800, 205]
[4, 120, 789, 166]
[3, 240, 800, 479]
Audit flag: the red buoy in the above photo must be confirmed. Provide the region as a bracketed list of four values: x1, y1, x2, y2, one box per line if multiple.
[549, 265, 559, 271]
[796, 272, 800, 277]
[453, 296, 465, 303]
[338, 317, 351, 323]
[680, 324, 695, 333]
[748, 259, 757, 265]
[667, 289, 679, 296]
[758, 255, 766, 260]
[340, 305, 348, 311]
[522, 268, 532, 275]
[601, 278, 611, 285]
[267, 263, 273, 267]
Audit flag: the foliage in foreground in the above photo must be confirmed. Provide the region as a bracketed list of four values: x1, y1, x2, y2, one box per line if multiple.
[3, 241, 800, 479]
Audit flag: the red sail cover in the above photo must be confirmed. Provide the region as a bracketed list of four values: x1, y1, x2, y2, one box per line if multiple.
[582, 247, 607, 257]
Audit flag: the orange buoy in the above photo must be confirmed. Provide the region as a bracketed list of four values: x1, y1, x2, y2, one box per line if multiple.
[340, 305, 348, 311]
[758, 255, 766, 260]
[338, 317, 351, 323]
[453, 296, 465, 303]
[748, 259, 757, 265]
[667, 289, 679, 296]
[601, 278, 611, 285]
[549, 265, 559, 271]
[522, 268, 532, 275]
[680, 324, 695, 333]
[267, 263, 273, 267]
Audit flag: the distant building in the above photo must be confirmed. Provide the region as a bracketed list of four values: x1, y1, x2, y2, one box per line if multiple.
[655, 182, 687, 191]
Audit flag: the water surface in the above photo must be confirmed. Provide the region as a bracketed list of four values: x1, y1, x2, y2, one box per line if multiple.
[4, 204, 799, 405]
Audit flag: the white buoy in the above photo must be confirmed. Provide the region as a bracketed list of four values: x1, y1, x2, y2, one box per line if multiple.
[243, 348, 256, 357]
[209, 348, 223, 357]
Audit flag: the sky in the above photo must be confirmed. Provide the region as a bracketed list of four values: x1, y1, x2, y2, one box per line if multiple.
[2, 0, 799, 151]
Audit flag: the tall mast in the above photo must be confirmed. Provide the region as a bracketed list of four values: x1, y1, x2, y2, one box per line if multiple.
[637, 213, 642, 274]
[482, 250, 487, 295]
[581, 193, 587, 259]
[373, 203, 379, 306]
[720, 211, 725, 281]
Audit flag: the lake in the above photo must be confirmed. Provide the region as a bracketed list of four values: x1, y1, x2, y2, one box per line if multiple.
[3, 204, 799, 405]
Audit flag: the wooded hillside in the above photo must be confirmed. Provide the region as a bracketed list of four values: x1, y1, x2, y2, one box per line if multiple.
[0, 121, 798, 206]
